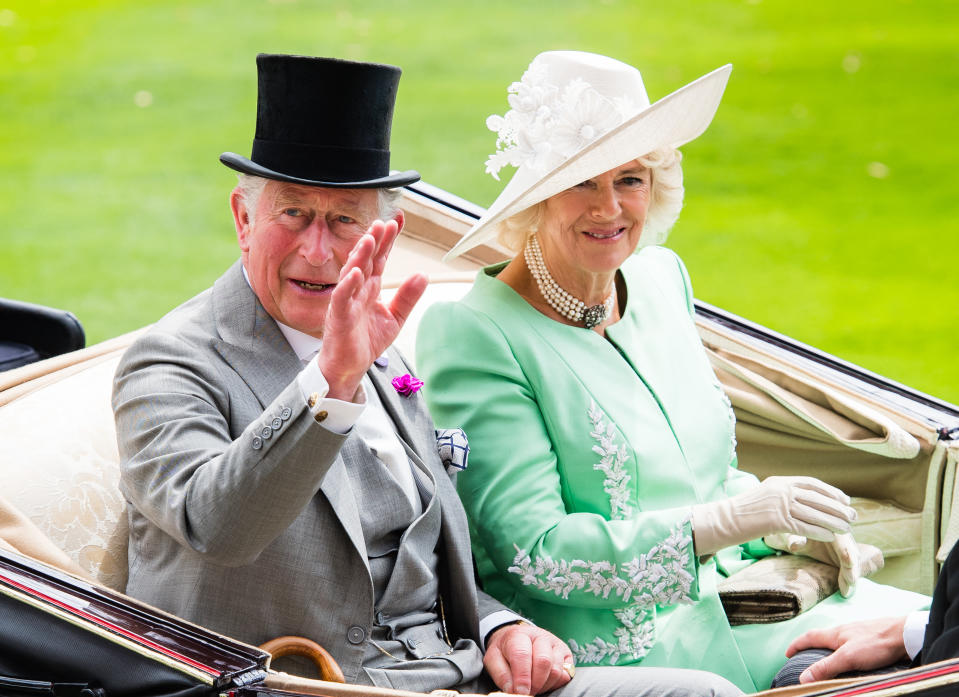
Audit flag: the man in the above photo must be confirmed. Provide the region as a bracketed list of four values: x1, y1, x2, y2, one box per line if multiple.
[779, 542, 959, 686]
[112, 54, 738, 697]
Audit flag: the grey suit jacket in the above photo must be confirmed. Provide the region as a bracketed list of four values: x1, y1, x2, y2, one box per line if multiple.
[112, 260, 506, 684]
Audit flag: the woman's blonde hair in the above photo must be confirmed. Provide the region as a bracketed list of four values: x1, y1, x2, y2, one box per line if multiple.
[496, 147, 684, 252]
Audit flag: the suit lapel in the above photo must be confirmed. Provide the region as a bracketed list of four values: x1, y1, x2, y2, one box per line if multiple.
[321, 457, 369, 566]
[210, 261, 302, 408]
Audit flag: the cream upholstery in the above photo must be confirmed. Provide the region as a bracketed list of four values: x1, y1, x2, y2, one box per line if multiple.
[0, 354, 128, 590]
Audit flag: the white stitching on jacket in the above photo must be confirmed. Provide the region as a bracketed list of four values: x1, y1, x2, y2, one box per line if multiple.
[507, 519, 695, 663]
[715, 383, 737, 465]
[569, 606, 656, 664]
[588, 401, 633, 520]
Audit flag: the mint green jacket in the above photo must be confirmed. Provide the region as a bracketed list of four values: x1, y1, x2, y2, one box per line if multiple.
[417, 247, 929, 692]
[416, 248, 764, 674]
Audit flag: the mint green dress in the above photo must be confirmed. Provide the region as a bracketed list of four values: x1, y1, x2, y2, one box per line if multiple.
[415, 246, 928, 692]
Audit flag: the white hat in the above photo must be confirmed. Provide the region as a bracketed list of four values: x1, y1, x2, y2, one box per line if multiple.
[445, 51, 732, 260]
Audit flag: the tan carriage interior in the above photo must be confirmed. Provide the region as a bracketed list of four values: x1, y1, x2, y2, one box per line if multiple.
[1, 184, 958, 697]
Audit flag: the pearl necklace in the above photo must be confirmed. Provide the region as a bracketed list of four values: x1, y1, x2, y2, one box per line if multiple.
[524, 234, 615, 329]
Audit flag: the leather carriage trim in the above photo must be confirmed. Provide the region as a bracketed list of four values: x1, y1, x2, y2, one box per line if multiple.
[825, 659, 959, 696]
[0, 572, 219, 683]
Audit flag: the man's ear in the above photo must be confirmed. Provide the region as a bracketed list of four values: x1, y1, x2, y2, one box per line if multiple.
[230, 188, 252, 251]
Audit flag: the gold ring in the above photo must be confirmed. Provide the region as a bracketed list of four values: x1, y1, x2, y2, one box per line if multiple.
[562, 662, 576, 679]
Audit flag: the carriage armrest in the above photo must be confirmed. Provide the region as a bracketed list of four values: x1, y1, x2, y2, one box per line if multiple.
[0, 298, 85, 369]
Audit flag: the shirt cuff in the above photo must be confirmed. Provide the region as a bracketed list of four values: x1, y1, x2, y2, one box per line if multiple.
[903, 610, 929, 660]
[479, 610, 529, 650]
[297, 358, 365, 434]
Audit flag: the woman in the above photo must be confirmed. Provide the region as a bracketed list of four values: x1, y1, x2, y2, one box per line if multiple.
[416, 51, 928, 692]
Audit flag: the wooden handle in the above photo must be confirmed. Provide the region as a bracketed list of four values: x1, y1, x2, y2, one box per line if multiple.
[259, 635, 346, 683]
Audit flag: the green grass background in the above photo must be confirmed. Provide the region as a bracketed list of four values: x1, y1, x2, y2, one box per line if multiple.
[1, 0, 956, 404]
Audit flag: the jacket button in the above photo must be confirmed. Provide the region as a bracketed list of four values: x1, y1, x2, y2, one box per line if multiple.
[271, 417, 283, 430]
[251, 436, 263, 450]
[280, 407, 293, 421]
[347, 626, 366, 644]
[260, 425, 273, 439]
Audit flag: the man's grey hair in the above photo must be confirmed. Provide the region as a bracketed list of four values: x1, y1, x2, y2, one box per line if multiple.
[236, 174, 402, 225]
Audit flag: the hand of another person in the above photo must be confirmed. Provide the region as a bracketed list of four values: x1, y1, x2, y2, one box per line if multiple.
[485, 622, 574, 695]
[765, 532, 883, 598]
[691, 476, 856, 556]
[317, 218, 428, 400]
[784, 616, 908, 683]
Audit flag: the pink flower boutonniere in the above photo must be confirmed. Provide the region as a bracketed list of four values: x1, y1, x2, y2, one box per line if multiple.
[392, 373, 424, 397]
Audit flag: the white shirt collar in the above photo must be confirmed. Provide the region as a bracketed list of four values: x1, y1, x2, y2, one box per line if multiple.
[241, 264, 324, 362]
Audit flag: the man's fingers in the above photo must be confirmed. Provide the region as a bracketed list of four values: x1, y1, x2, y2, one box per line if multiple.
[785, 628, 840, 657]
[538, 641, 573, 693]
[800, 651, 852, 683]
[340, 233, 375, 282]
[389, 274, 428, 326]
[329, 268, 363, 311]
[504, 631, 533, 695]
[369, 219, 400, 277]
[482, 646, 513, 694]
[527, 635, 556, 695]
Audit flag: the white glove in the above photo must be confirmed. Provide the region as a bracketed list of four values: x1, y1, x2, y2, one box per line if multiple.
[691, 476, 857, 557]
[764, 532, 872, 598]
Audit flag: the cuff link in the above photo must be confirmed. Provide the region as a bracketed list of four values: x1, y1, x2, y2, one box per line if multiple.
[314, 410, 328, 423]
[307, 392, 319, 409]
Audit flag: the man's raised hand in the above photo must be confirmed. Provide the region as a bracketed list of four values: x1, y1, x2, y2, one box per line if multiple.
[317, 218, 427, 401]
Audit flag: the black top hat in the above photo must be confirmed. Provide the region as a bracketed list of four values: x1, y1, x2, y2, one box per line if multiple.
[220, 54, 419, 188]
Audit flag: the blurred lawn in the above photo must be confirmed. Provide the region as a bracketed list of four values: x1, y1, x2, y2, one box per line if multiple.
[1, 0, 956, 404]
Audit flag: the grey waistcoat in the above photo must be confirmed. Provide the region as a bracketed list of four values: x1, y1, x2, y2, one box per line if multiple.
[350, 388, 484, 692]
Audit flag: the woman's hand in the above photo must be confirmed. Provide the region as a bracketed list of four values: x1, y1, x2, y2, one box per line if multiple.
[691, 476, 857, 556]
[765, 532, 882, 598]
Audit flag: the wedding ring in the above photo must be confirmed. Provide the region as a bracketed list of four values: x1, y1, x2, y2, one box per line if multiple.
[562, 662, 576, 679]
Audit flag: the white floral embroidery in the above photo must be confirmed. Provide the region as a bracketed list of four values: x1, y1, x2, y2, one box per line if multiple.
[569, 606, 656, 664]
[508, 519, 694, 665]
[588, 401, 633, 520]
[714, 382, 737, 465]
[507, 518, 695, 605]
[484, 58, 638, 180]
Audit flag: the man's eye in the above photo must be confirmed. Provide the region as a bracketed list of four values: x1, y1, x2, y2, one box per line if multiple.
[336, 215, 356, 224]
[283, 208, 304, 217]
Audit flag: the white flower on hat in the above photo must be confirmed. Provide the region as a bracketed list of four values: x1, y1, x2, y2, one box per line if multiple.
[484, 59, 636, 180]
